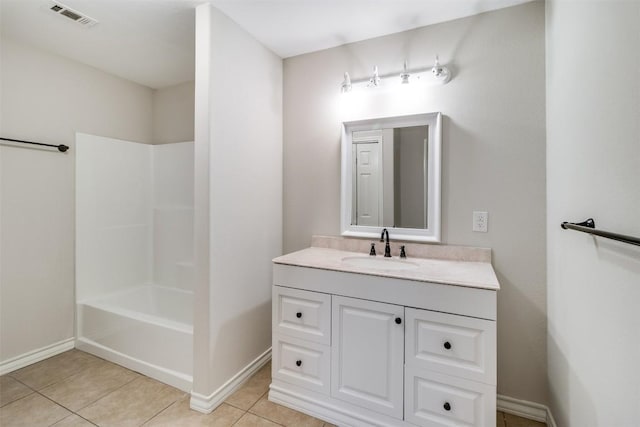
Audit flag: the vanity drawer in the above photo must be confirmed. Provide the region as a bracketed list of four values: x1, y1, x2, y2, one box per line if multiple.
[272, 335, 330, 395]
[405, 308, 496, 385]
[405, 366, 496, 427]
[273, 286, 331, 345]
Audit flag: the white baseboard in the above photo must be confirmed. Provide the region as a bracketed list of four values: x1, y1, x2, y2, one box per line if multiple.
[190, 348, 271, 414]
[498, 394, 557, 427]
[0, 338, 75, 375]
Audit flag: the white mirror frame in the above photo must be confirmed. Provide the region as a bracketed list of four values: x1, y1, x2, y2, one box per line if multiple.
[340, 112, 442, 242]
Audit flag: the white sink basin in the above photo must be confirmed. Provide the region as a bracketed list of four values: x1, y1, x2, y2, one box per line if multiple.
[341, 256, 419, 271]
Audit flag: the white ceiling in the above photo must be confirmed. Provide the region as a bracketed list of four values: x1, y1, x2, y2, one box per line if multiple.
[0, 0, 532, 89]
[0, 0, 199, 89]
[211, 0, 533, 58]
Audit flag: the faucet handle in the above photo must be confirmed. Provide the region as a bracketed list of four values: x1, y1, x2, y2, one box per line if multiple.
[400, 245, 407, 259]
[369, 243, 377, 256]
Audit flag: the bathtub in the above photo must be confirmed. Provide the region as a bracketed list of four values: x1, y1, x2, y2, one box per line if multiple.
[76, 285, 193, 391]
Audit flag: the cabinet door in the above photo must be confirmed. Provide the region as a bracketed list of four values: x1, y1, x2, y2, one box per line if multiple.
[331, 295, 404, 419]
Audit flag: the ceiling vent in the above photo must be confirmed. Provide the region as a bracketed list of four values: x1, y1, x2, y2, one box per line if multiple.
[49, 2, 98, 27]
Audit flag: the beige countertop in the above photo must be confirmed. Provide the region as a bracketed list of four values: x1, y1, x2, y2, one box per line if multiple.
[274, 242, 500, 291]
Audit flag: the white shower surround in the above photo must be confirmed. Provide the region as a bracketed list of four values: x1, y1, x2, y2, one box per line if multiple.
[75, 133, 194, 391]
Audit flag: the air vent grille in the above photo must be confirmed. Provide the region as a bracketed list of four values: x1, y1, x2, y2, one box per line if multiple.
[49, 2, 98, 27]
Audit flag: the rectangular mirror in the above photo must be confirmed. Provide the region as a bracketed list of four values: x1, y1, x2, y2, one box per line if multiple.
[341, 112, 441, 242]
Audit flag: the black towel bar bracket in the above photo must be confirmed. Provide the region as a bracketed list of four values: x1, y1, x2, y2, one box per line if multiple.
[1, 137, 69, 152]
[561, 218, 640, 247]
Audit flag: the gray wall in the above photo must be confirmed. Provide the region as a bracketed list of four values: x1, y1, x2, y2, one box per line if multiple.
[0, 36, 153, 363]
[546, 1, 640, 425]
[397, 126, 426, 228]
[283, 1, 547, 404]
[152, 81, 195, 144]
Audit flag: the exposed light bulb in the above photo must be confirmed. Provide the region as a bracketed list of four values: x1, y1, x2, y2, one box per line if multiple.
[400, 60, 410, 84]
[340, 72, 352, 93]
[432, 55, 443, 77]
[368, 66, 380, 87]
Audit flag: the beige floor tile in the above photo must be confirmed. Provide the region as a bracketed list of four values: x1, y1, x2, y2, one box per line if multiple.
[233, 413, 281, 427]
[322, 424, 337, 427]
[77, 376, 185, 427]
[497, 411, 506, 427]
[504, 412, 547, 427]
[225, 362, 272, 410]
[249, 396, 323, 427]
[0, 393, 71, 427]
[9, 350, 103, 390]
[40, 359, 139, 411]
[145, 397, 245, 427]
[51, 414, 96, 426]
[0, 376, 33, 407]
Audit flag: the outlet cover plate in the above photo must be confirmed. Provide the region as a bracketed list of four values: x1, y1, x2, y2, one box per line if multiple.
[473, 211, 488, 232]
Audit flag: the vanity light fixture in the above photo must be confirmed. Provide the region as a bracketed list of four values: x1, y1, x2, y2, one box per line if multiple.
[340, 72, 352, 93]
[400, 61, 410, 84]
[340, 56, 452, 93]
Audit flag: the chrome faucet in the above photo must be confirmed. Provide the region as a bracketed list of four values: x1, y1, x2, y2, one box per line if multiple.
[380, 228, 391, 257]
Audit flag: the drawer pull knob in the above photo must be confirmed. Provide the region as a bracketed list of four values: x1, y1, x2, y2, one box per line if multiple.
[395, 317, 402, 324]
[295, 360, 302, 367]
[296, 312, 302, 318]
[444, 341, 452, 350]
[443, 402, 451, 411]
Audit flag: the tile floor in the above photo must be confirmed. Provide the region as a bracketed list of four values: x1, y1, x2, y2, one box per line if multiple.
[0, 350, 546, 427]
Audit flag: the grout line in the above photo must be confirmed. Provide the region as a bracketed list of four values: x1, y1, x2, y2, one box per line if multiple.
[73, 413, 99, 426]
[11, 352, 100, 392]
[246, 390, 269, 414]
[498, 410, 506, 427]
[36, 390, 76, 415]
[230, 411, 285, 427]
[57, 412, 99, 427]
[0, 390, 36, 409]
[0, 376, 37, 408]
[38, 363, 141, 414]
[223, 400, 252, 411]
[71, 372, 141, 412]
[229, 409, 248, 426]
[139, 390, 188, 426]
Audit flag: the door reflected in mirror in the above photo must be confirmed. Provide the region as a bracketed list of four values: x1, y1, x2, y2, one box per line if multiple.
[352, 125, 427, 229]
[341, 113, 441, 242]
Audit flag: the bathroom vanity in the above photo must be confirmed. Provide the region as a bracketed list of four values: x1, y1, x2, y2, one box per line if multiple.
[269, 236, 499, 427]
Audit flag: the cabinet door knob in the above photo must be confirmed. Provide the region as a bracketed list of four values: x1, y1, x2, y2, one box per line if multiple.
[296, 312, 302, 318]
[443, 402, 451, 411]
[395, 317, 402, 324]
[295, 360, 302, 367]
[444, 341, 452, 350]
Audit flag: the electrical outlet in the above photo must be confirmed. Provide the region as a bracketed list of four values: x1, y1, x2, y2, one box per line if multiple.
[473, 211, 488, 232]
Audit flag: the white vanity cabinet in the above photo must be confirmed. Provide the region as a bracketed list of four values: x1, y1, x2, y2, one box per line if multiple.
[270, 246, 499, 427]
